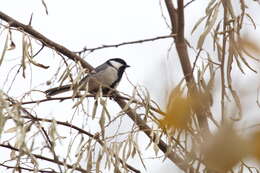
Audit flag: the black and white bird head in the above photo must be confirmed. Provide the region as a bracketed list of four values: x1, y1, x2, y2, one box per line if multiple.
[93, 58, 130, 90]
[106, 58, 130, 80]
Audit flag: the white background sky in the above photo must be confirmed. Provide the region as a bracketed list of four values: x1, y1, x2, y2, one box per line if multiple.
[1, 0, 260, 173]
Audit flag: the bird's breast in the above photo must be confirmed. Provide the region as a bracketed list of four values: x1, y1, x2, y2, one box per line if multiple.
[85, 67, 118, 91]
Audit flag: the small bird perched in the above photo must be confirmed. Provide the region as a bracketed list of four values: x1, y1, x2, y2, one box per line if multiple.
[45, 58, 130, 96]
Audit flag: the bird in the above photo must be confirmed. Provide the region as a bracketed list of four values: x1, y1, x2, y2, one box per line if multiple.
[45, 58, 130, 96]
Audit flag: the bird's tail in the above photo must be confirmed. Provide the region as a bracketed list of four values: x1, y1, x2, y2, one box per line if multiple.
[45, 84, 72, 96]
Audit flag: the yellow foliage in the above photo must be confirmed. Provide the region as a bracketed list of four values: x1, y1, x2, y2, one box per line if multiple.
[159, 88, 192, 130]
[201, 125, 248, 172]
[250, 131, 260, 160]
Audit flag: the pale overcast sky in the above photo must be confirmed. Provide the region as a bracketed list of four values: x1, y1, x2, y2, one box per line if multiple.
[1, 1, 260, 173]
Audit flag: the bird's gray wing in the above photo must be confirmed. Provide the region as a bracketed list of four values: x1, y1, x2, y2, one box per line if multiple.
[77, 63, 107, 87]
[45, 64, 110, 96]
[93, 63, 108, 73]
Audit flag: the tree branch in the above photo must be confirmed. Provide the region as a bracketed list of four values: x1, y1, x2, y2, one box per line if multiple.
[0, 163, 58, 173]
[0, 11, 93, 70]
[114, 96, 195, 172]
[75, 34, 176, 53]
[16, 94, 166, 116]
[164, 0, 178, 34]
[0, 11, 194, 172]
[164, 0, 209, 130]
[0, 144, 87, 172]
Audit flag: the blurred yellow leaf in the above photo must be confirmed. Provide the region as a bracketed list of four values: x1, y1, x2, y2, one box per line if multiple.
[159, 88, 192, 130]
[201, 125, 248, 172]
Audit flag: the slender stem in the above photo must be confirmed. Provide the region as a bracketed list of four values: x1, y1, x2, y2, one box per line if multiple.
[164, 0, 209, 130]
[220, 1, 228, 123]
[76, 34, 176, 53]
[0, 144, 87, 172]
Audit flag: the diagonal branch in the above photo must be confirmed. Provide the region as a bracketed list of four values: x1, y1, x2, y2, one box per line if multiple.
[0, 11, 195, 172]
[0, 11, 93, 71]
[114, 96, 195, 172]
[164, 0, 209, 130]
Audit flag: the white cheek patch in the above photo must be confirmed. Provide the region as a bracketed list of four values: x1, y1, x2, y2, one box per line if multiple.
[110, 61, 123, 69]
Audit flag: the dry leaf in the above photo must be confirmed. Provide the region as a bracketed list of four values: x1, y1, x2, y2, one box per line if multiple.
[197, 2, 220, 49]
[4, 126, 17, 133]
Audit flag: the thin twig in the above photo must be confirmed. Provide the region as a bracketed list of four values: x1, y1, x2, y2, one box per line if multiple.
[32, 43, 44, 58]
[0, 163, 58, 173]
[0, 144, 87, 172]
[220, 1, 228, 123]
[14, 93, 166, 116]
[184, 0, 197, 8]
[75, 34, 176, 54]
[191, 49, 202, 74]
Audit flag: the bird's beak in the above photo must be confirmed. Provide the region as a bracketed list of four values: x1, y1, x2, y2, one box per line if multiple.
[125, 65, 130, 68]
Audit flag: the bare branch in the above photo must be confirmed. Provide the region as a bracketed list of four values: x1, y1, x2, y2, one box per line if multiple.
[76, 34, 176, 54]
[0, 163, 58, 173]
[164, 0, 178, 34]
[184, 0, 197, 8]
[0, 11, 93, 70]
[164, 0, 209, 130]
[17, 94, 166, 116]
[0, 143, 87, 172]
[177, 0, 185, 41]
